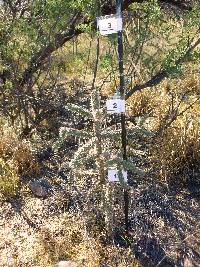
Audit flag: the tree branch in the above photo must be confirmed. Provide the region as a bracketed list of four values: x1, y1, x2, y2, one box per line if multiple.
[19, 13, 82, 87]
[126, 37, 200, 99]
[1, 0, 196, 89]
[160, 0, 193, 11]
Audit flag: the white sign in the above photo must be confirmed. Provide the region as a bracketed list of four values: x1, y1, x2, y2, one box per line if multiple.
[97, 15, 122, 35]
[106, 99, 125, 113]
[108, 169, 127, 182]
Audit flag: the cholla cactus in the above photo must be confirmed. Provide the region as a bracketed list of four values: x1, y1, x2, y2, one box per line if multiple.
[54, 88, 151, 234]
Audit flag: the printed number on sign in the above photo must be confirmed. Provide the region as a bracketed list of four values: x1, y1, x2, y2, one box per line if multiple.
[106, 99, 125, 114]
[113, 103, 117, 109]
[97, 15, 122, 35]
[108, 169, 127, 182]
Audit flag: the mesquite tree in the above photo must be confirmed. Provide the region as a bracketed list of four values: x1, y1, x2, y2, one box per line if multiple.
[0, 0, 199, 134]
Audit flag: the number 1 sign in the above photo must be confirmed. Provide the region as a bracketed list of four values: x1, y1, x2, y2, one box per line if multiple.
[97, 15, 122, 35]
[108, 169, 127, 182]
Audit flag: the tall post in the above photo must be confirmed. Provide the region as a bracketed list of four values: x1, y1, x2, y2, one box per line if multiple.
[116, 0, 129, 231]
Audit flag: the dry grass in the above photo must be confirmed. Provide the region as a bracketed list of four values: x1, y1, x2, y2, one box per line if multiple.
[0, 125, 39, 178]
[0, 158, 19, 199]
[0, 123, 40, 200]
[0, 199, 139, 267]
[121, 72, 200, 189]
[151, 118, 199, 186]
[127, 90, 155, 118]
[149, 74, 200, 186]
[38, 214, 138, 267]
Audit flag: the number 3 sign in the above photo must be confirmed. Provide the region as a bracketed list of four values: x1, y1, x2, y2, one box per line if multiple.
[97, 15, 122, 35]
[106, 99, 125, 113]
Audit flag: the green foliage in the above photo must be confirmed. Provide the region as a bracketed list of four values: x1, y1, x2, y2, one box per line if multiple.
[0, 1, 199, 265]
[99, 52, 113, 70]
[125, 0, 199, 80]
[0, 0, 199, 130]
[77, 22, 93, 33]
[184, 4, 200, 28]
[0, 0, 97, 71]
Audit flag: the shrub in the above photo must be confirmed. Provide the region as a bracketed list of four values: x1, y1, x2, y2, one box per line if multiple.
[0, 129, 39, 177]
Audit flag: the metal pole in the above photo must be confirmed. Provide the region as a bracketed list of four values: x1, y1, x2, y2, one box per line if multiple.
[116, 0, 129, 231]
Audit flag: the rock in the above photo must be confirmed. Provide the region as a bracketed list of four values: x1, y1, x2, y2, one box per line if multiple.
[29, 179, 51, 197]
[54, 261, 77, 267]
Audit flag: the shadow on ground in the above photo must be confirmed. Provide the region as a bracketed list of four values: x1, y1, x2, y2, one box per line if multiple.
[127, 182, 200, 267]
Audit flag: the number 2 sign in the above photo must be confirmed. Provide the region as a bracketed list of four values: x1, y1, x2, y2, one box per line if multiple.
[106, 99, 125, 114]
[97, 15, 122, 35]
